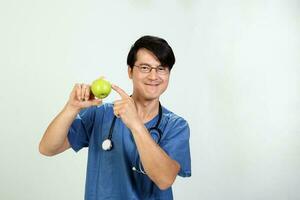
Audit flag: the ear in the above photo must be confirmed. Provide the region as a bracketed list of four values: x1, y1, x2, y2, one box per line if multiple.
[128, 66, 133, 79]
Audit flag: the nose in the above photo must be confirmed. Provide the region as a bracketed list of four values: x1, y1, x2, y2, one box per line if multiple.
[148, 68, 159, 79]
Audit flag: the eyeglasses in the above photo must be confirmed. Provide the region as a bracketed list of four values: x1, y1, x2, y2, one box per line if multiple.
[134, 64, 169, 75]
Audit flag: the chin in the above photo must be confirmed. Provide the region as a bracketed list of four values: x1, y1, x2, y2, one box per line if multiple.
[143, 92, 162, 101]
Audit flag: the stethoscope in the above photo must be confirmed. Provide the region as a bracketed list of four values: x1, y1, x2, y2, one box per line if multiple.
[101, 102, 163, 151]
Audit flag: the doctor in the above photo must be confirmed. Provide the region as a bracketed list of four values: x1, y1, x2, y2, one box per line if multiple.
[39, 35, 191, 200]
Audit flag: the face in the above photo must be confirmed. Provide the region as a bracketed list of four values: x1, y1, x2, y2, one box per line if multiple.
[128, 48, 170, 101]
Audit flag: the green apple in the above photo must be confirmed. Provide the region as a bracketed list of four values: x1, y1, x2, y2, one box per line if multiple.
[91, 78, 111, 99]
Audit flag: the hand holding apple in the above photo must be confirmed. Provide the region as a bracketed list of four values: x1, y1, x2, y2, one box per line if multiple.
[65, 77, 111, 113]
[66, 83, 102, 113]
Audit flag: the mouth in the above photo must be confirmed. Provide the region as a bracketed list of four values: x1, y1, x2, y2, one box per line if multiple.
[145, 83, 159, 86]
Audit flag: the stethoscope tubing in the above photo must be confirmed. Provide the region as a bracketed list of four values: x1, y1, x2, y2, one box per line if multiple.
[102, 102, 163, 151]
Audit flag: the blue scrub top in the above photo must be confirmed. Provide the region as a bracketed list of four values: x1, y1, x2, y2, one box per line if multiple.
[68, 103, 191, 200]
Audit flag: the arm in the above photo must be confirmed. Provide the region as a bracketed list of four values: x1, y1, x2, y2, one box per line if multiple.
[39, 105, 78, 156]
[39, 84, 101, 156]
[131, 123, 180, 190]
[111, 84, 179, 190]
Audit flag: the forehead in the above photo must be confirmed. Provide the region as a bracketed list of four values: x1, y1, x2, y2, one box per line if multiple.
[135, 48, 161, 65]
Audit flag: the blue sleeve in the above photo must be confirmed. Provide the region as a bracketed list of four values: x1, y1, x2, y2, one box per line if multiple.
[67, 106, 98, 152]
[160, 118, 191, 177]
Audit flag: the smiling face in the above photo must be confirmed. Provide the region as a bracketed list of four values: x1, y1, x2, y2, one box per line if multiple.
[128, 48, 170, 101]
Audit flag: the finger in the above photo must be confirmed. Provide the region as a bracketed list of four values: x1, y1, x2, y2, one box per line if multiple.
[81, 84, 88, 101]
[113, 99, 124, 106]
[76, 84, 82, 101]
[113, 100, 128, 113]
[113, 106, 123, 118]
[84, 85, 90, 101]
[113, 102, 127, 111]
[113, 107, 120, 118]
[111, 84, 129, 99]
[114, 111, 120, 118]
[70, 84, 78, 99]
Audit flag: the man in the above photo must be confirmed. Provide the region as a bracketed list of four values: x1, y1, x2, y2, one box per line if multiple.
[39, 35, 191, 200]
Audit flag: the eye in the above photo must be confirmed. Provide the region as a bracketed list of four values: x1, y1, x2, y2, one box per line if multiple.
[140, 65, 150, 71]
[157, 66, 167, 72]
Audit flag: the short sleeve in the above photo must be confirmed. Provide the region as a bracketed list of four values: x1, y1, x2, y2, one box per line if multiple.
[67, 106, 99, 152]
[160, 118, 191, 177]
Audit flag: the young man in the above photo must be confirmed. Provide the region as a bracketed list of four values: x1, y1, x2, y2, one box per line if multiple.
[39, 35, 191, 200]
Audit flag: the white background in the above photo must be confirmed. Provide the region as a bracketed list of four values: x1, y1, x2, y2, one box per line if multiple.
[0, 0, 299, 199]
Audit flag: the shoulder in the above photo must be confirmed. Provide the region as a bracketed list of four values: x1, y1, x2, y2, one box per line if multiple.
[159, 105, 190, 144]
[161, 106, 189, 128]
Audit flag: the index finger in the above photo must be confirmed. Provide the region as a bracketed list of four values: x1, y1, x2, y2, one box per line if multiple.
[111, 84, 129, 99]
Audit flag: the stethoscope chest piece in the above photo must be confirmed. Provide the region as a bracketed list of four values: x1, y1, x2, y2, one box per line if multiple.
[102, 139, 113, 151]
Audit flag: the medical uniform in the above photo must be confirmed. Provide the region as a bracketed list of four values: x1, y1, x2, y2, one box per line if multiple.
[68, 103, 191, 200]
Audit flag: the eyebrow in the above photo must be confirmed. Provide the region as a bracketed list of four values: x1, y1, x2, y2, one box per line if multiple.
[139, 62, 163, 67]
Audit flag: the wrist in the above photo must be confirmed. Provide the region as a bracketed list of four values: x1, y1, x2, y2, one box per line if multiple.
[130, 119, 146, 135]
[64, 103, 81, 116]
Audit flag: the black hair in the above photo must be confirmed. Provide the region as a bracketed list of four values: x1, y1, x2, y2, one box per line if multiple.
[127, 35, 175, 70]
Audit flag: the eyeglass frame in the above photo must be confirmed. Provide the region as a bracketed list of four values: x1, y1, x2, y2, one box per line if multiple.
[133, 63, 170, 75]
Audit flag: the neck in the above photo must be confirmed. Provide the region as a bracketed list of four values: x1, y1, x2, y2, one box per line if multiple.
[131, 94, 160, 123]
